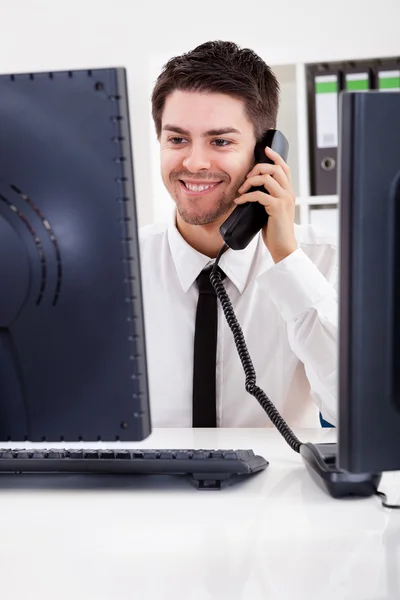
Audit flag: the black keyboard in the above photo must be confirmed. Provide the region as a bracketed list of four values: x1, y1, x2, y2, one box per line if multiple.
[0, 448, 268, 489]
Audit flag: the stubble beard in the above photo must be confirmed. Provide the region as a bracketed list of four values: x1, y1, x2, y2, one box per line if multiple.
[174, 190, 237, 226]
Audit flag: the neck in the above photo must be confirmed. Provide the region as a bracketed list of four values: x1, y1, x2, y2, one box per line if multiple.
[176, 212, 229, 258]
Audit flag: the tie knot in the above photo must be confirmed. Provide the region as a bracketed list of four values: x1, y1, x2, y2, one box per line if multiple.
[196, 265, 225, 294]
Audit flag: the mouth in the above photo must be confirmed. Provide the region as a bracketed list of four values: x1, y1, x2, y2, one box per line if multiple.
[179, 180, 222, 196]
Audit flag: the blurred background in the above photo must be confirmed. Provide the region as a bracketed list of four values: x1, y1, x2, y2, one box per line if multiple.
[1, 0, 399, 239]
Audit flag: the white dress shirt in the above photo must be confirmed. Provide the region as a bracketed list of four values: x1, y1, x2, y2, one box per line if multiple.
[139, 210, 338, 428]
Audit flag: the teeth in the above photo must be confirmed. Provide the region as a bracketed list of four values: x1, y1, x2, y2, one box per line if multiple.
[184, 182, 217, 192]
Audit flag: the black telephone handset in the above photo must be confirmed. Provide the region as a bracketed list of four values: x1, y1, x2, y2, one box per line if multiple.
[220, 129, 289, 250]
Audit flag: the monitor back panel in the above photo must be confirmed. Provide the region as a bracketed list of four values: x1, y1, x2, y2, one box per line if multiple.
[0, 68, 151, 442]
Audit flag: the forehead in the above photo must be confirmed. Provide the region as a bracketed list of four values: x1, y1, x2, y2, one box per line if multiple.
[161, 90, 253, 135]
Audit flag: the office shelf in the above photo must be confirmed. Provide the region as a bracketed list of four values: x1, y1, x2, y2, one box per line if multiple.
[270, 54, 398, 236]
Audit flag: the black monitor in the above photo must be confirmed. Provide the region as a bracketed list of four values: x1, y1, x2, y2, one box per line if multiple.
[0, 67, 151, 442]
[338, 90, 400, 474]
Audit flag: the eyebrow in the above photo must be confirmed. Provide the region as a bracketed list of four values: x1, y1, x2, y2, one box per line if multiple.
[162, 124, 241, 137]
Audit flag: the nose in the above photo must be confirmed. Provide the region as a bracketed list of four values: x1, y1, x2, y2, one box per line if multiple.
[182, 142, 212, 173]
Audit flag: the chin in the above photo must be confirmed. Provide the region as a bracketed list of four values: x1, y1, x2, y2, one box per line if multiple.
[178, 210, 216, 226]
[177, 204, 234, 227]
[175, 195, 234, 226]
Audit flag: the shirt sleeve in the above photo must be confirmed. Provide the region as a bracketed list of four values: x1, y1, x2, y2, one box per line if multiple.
[257, 246, 338, 426]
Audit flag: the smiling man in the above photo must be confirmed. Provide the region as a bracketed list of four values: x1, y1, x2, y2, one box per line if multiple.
[139, 40, 338, 429]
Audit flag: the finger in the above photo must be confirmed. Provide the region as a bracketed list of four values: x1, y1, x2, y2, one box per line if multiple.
[234, 191, 280, 210]
[265, 146, 292, 183]
[245, 164, 290, 191]
[238, 175, 270, 194]
[239, 174, 285, 198]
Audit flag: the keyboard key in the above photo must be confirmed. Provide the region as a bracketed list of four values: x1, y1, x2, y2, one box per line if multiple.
[31, 451, 46, 459]
[14, 451, 30, 459]
[143, 452, 157, 459]
[67, 450, 84, 459]
[115, 451, 131, 459]
[210, 451, 224, 459]
[160, 452, 175, 459]
[1, 451, 14, 459]
[47, 450, 64, 459]
[84, 450, 99, 459]
[193, 451, 210, 460]
[175, 451, 190, 459]
[223, 451, 239, 460]
[99, 450, 116, 459]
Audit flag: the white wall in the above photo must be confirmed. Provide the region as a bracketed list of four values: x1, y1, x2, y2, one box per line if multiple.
[1, 0, 399, 225]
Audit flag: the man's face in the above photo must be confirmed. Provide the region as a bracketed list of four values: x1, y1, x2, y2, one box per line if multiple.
[159, 90, 256, 226]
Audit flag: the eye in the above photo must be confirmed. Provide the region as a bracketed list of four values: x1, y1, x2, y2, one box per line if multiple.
[168, 137, 188, 145]
[212, 139, 231, 147]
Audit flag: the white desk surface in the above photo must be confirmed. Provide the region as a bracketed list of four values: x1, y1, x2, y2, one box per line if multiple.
[0, 427, 399, 600]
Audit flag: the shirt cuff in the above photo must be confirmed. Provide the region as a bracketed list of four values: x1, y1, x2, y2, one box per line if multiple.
[257, 249, 336, 322]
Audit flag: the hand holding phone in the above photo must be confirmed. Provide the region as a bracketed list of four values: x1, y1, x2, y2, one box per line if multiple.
[220, 130, 289, 250]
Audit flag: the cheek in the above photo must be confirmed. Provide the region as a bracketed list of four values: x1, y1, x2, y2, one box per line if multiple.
[160, 152, 181, 181]
[160, 158, 174, 183]
[222, 157, 252, 184]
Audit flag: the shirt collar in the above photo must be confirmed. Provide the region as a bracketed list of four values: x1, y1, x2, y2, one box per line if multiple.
[167, 209, 260, 294]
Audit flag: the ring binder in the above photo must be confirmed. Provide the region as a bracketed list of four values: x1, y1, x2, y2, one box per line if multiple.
[307, 64, 341, 196]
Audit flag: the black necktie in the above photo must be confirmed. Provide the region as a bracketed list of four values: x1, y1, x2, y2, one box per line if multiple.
[192, 265, 225, 427]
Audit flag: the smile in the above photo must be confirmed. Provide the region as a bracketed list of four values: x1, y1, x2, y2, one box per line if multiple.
[179, 181, 221, 194]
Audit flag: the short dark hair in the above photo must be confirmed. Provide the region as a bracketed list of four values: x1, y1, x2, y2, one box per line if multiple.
[151, 40, 280, 141]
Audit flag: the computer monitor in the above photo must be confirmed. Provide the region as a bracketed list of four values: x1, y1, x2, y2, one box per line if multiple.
[338, 90, 400, 474]
[0, 67, 151, 442]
